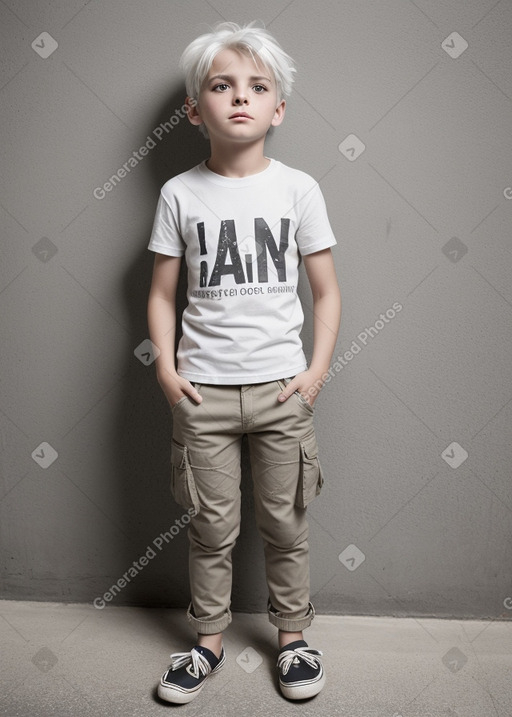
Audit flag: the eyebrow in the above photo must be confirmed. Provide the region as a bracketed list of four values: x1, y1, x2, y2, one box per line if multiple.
[207, 74, 272, 84]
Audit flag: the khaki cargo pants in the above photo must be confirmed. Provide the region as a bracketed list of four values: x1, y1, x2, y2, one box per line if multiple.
[170, 378, 324, 634]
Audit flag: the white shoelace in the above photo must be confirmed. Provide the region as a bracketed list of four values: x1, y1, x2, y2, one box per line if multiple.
[170, 648, 212, 678]
[277, 646, 323, 675]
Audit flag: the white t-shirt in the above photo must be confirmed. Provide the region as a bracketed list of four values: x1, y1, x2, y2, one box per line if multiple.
[147, 158, 336, 384]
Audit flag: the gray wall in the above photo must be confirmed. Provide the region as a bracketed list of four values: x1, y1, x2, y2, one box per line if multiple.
[1, 0, 511, 620]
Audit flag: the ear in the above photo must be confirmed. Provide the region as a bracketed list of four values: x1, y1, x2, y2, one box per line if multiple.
[185, 96, 203, 127]
[271, 99, 286, 127]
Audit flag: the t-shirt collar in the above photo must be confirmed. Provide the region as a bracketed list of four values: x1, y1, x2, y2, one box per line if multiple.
[198, 158, 278, 187]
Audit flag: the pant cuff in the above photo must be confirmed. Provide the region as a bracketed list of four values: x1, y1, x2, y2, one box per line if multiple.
[186, 602, 232, 634]
[267, 600, 315, 631]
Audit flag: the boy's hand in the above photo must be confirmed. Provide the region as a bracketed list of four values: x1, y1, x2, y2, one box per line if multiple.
[277, 370, 324, 407]
[157, 370, 202, 407]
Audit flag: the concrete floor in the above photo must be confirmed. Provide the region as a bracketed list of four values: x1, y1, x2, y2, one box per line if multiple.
[0, 601, 510, 717]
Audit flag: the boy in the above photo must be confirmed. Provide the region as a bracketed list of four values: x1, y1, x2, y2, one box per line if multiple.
[147, 21, 341, 703]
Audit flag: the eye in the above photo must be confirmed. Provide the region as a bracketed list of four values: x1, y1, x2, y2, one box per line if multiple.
[253, 84, 267, 93]
[213, 83, 229, 92]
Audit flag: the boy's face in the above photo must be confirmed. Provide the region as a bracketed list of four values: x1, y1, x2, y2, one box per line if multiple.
[187, 48, 285, 143]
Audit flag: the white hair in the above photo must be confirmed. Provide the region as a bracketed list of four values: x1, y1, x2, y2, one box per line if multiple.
[179, 21, 296, 103]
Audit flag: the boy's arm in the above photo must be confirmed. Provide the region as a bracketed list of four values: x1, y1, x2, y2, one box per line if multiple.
[278, 247, 341, 406]
[147, 254, 202, 406]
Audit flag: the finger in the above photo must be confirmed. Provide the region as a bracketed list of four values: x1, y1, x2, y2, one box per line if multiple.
[184, 384, 203, 404]
[277, 381, 298, 402]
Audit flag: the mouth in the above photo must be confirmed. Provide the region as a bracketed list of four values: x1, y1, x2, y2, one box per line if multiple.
[229, 112, 253, 119]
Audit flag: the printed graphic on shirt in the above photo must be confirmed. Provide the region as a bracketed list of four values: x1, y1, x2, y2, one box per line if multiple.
[192, 217, 296, 299]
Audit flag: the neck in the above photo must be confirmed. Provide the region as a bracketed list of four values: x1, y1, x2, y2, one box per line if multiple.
[206, 138, 270, 178]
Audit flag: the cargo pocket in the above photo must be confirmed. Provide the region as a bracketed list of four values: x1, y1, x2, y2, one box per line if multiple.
[170, 439, 200, 514]
[296, 431, 324, 508]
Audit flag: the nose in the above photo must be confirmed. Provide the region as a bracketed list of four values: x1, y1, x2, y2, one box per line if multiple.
[234, 94, 248, 105]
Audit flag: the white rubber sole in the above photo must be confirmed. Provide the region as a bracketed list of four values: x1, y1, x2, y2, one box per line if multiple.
[157, 681, 204, 704]
[279, 668, 326, 700]
[157, 654, 225, 705]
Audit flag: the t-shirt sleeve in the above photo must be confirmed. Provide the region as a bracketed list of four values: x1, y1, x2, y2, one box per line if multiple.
[147, 191, 185, 257]
[295, 180, 337, 256]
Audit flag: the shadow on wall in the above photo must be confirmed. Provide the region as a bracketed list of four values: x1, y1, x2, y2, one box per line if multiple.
[112, 85, 266, 611]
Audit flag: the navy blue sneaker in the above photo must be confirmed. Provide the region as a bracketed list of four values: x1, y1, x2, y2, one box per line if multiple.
[157, 645, 225, 704]
[277, 640, 325, 700]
